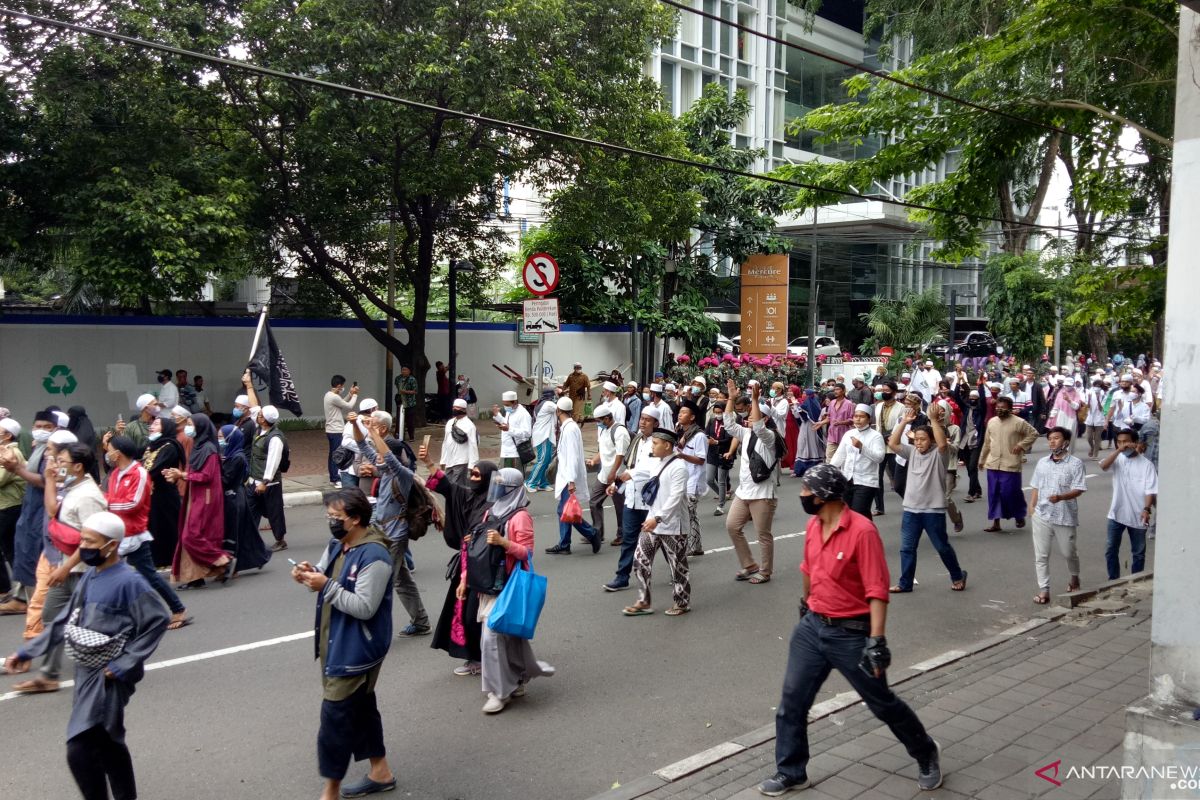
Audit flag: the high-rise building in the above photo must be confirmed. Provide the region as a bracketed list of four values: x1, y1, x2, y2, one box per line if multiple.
[647, 0, 986, 353]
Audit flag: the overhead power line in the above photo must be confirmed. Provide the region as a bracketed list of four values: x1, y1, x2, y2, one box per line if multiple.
[655, 0, 1158, 161]
[0, 7, 1163, 246]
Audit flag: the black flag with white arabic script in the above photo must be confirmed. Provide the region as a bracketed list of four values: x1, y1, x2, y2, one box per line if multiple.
[248, 318, 303, 416]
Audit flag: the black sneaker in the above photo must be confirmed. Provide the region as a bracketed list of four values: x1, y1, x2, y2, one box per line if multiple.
[270, 540, 288, 552]
[917, 740, 943, 791]
[397, 624, 431, 638]
[758, 773, 809, 796]
[545, 545, 571, 555]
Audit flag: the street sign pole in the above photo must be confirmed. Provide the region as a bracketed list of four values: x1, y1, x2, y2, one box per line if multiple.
[537, 336, 545, 401]
[522, 255, 560, 402]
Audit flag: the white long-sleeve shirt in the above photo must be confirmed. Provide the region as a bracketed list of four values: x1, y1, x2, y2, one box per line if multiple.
[597, 422, 631, 485]
[493, 404, 532, 458]
[554, 418, 589, 498]
[911, 368, 941, 402]
[651, 399, 675, 432]
[679, 428, 708, 496]
[830, 425, 886, 488]
[769, 397, 790, 432]
[723, 411, 778, 501]
[646, 456, 690, 535]
[156, 381, 178, 410]
[261, 434, 285, 483]
[531, 400, 557, 446]
[1084, 388, 1108, 427]
[440, 416, 478, 469]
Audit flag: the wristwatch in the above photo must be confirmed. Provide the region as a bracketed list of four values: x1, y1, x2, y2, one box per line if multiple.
[654, 516, 663, 524]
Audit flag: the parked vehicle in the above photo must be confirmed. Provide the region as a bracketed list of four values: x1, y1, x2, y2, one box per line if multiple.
[926, 331, 1004, 359]
[786, 335, 841, 358]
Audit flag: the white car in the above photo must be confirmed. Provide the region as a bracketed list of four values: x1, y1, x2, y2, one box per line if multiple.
[787, 336, 841, 358]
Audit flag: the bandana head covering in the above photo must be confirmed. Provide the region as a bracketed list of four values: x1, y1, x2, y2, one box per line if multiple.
[801, 463, 847, 500]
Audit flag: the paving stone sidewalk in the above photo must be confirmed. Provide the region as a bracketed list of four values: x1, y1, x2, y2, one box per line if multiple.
[593, 583, 1153, 800]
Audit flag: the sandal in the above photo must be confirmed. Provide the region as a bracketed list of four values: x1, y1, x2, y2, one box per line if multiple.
[734, 568, 760, 582]
[951, 570, 969, 591]
[1067, 578, 1080, 592]
[747, 573, 771, 585]
[664, 606, 690, 616]
[1033, 592, 1050, 605]
[982, 524, 1001, 533]
[12, 677, 59, 694]
[167, 614, 194, 631]
[888, 585, 912, 593]
[622, 605, 654, 617]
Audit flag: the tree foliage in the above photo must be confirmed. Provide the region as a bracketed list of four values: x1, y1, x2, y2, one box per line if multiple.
[858, 287, 948, 354]
[982, 253, 1058, 361]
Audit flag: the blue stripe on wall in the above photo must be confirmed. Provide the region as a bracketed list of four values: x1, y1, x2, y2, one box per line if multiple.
[0, 314, 630, 334]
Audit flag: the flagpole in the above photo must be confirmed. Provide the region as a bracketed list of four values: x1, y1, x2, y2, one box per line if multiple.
[248, 303, 269, 363]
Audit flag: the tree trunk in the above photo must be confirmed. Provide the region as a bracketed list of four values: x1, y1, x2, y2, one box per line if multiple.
[1084, 323, 1109, 364]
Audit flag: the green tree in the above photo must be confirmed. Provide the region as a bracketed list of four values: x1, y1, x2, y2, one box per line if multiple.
[982, 253, 1059, 361]
[858, 287, 948, 354]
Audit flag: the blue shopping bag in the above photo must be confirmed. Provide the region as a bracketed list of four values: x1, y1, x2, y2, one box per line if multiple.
[487, 555, 547, 640]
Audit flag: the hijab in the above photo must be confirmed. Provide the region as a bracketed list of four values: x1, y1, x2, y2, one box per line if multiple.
[442, 459, 499, 550]
[66, 406, 97, 448]
[487, 468, 529, 520]
[187, 413, 219, 472]
[149, 417, 178, 451]
[802, 389, 823, 421]
[220, 424, 245, 461]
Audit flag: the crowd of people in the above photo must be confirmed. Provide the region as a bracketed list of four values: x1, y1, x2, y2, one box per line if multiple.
[0, 349, 1162, 799]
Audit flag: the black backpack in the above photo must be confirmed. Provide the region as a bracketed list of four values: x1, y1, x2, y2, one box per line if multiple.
[747, 419, 786, 483]
[386, 467, 442, 542]
[465, 510, 516, 594]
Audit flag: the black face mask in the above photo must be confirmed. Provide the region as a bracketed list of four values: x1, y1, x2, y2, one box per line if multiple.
[79, 546, 110, 567]
[882, 393, 894, 401]
[800, 494, 823, 515]
[328, 519, 348, 539]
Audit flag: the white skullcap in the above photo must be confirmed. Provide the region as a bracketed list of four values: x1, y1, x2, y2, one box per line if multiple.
[747, 379, 760, 387]
[900, 372, 911, 380]
[0, 418, 20, 437]
[594, 402, 614, 418]
[260, 405, 279, 424]
[640, 404, 662, 421]
[968, 390, 979, 399]
[924, 360, 934, 366]
[53, 411, 70, 429]
[556, 397, 574, 412]
[49, 430, 77, 446]
[1022, 364, 1031, 370]
[83, 511, 126, 542]
[171, 405, 192, 419]
[1055, 375, 1065, 382]
[1064, 377, 1075, 386]
[854, 403, 873, 416]
[501, 391, 518, 402]
[649, 383, 663, 393]
[602, 381, 618, 393]
[626, 381, 638, 389]
[1049, 365, 1059, 371]
[452, 398, 467, 410]
[1009, 377, 1020, 383]
[234, 394, 250, 407]
[665, 383, 676, 391]
[988, 382, 1003, 390]
[692, 376, 707, 387]
[135, 393, 157, 411]
[359, 398, 379, 412]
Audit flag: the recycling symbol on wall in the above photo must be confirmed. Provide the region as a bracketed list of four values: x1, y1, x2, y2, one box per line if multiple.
[43, 365, 78, 395]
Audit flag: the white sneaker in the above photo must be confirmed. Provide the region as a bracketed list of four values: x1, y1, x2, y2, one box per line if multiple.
[713, 507, 724, 516]
[482, 693, 508, 714]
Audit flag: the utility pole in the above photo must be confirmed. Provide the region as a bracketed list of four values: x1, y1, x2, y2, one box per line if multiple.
[448, 258, 458, 396]
[948, 288, 958, 363]
[383, 206, 396, 419]
[1054, 209, 1063, 367]
[807, 209, 818, 386]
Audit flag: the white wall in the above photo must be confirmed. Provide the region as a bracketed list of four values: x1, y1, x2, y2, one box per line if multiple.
[0, 316, 633, 426]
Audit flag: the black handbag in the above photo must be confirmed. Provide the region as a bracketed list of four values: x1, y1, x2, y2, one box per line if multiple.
[331, 445, 355, 470]
[640, 456, 678, 506]
[516, 437, 535, 464]
[450, 420, 469, 444]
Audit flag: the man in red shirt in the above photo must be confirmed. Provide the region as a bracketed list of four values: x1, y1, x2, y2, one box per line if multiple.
[757, 463, 942, 796]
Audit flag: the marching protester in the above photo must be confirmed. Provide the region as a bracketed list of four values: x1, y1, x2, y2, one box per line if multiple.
[142, 417, 184, 569]
[1084, 377, 1109, 459]
[813, 382, 852, 462]
[1028, 427, 1085, 604]
[5, 511, 170, 800]
[524, 388, 557, 493]
[830, 404, 886, 517]
[791, 388, 824, 479]
[978, 396, 1038, 532]
[587, 402, 630, 546]
[119, 394, 161, 450]
[421, 441, 498, 678]
[246, 392, 290, 552]
[674, 401, 708, 556]
[873, 382, 903, 514]
[292, 488, 397, 800]
[604, 405, 660, 593]
[723, 379, 780, 585]
[492, 391, 532, 475]
[0, 411, 57, 619]
[887, 403, 968, 594]
[619, 426, 691, 617]
[622, 381, 643, 434]
[758, 464, 942, 796]
[1101, 429, 1158, 580]
[164, 414, 230, 588]
[547, 396, 601, 554]
[440, 398, 479, 484]
[102, 433, 190, 630]
[351, 410, 430, 639]
[218, 424, 272, 576]
[704, 399, 736, 516]
[0, 417, 26, 606]
[457, 468, 555, 713]
[646, 383, 675, 432]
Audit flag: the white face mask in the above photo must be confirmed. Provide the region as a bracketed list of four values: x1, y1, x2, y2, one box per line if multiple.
[32, 429, 52, 444]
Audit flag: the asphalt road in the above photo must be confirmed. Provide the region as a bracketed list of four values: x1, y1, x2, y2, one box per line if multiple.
[1, 440, 1152, 800]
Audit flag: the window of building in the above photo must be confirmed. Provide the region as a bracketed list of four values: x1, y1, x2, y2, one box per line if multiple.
[661, 60, 677, 115]
[680, 0, 699, 44]
[680, 66, 699, 111]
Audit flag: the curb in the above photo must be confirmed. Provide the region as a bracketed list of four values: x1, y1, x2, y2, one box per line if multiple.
[1056, 569, 1153, 607]
[585, 610, 1073, 800]
[282, 490, 325, 508]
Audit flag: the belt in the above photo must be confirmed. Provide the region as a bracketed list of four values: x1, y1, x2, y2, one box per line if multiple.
[814, 613, 871, 632]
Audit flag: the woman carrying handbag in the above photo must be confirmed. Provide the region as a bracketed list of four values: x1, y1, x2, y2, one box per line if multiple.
[457, 468, 555, 714]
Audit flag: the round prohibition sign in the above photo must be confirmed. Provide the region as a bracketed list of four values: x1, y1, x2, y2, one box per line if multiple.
[523, 252, 560, 296]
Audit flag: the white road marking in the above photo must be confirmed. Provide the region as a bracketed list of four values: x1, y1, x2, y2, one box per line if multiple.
[702, 531, 804, 555]
[0, 630, 314, 704]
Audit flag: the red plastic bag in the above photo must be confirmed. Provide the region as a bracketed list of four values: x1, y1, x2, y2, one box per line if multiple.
[560, 491, 584, 524]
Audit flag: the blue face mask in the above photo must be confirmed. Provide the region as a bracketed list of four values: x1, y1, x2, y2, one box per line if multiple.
[147, 432, 162, 443]
[504, 405, 514, 415]
[232, 407, 244, 419]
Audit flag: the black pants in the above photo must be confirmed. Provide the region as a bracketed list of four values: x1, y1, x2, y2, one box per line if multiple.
[67, 726, 137, 800]
[0, 504, 20, 594]
[247, 483, 287, 542]
[875, 454, 895, 514]
[326, 433, 342, 483]
[318, 683, 386, 781]
[846, 483, 876, 517]
[963, 445, 983, 497]
[775, 614, 934, 782]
